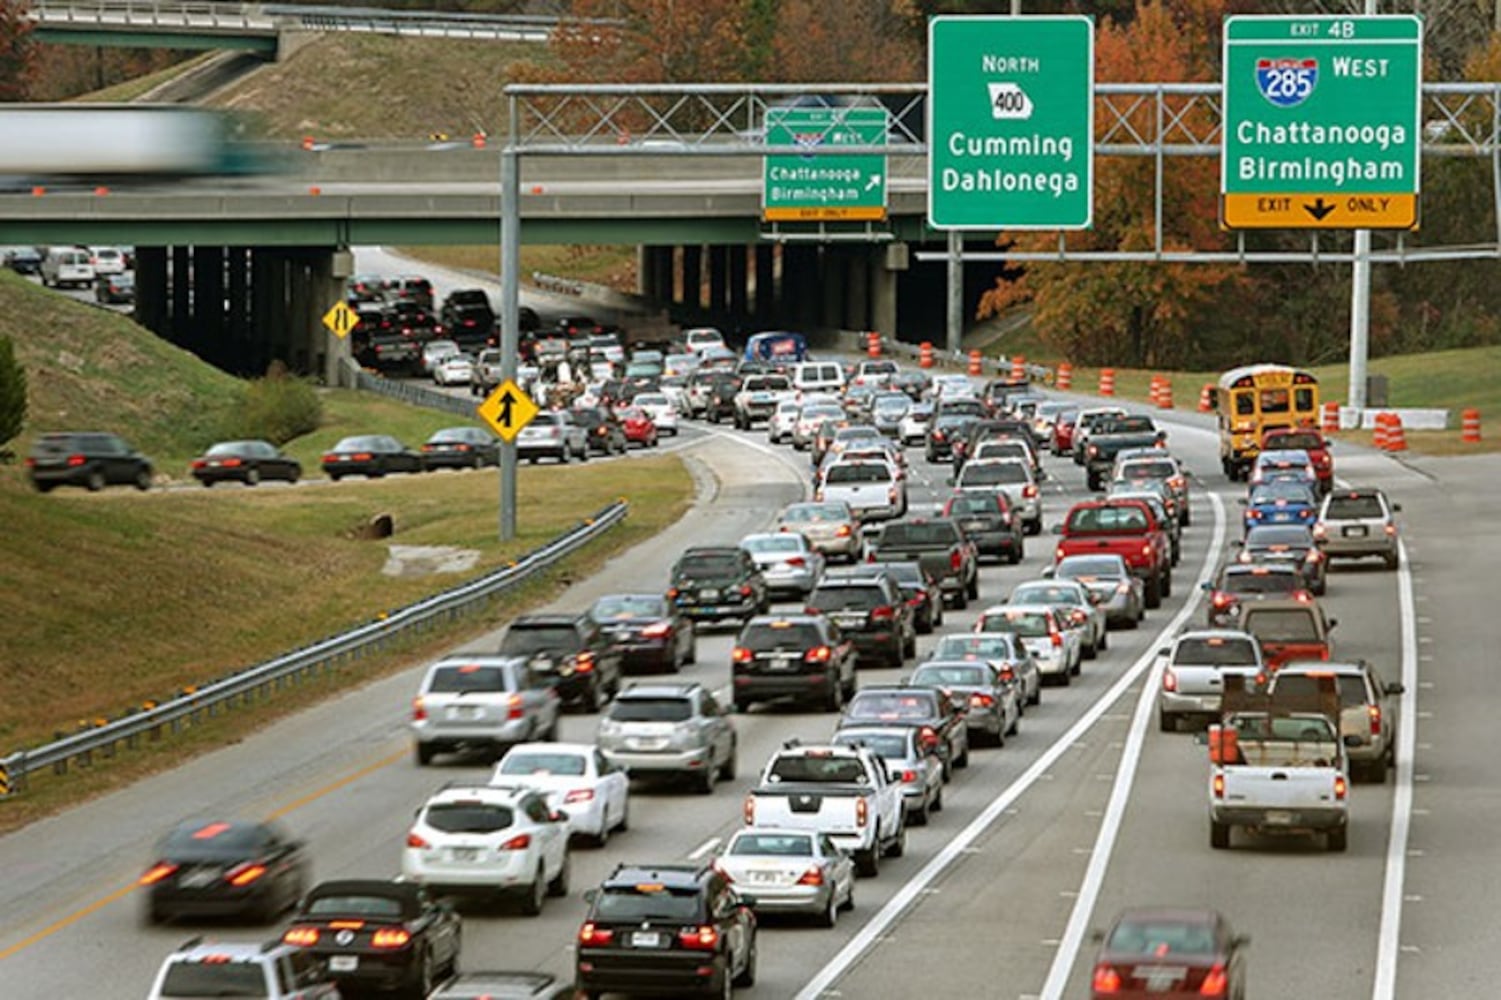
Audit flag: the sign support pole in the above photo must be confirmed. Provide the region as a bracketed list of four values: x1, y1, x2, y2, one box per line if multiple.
[499, 141, 520, 542]
[946, 230, 963, 356]
[1348, 0, 1378, 415]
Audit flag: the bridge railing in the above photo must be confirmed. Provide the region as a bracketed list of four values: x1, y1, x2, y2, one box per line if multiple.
[30, 0, 276, 30]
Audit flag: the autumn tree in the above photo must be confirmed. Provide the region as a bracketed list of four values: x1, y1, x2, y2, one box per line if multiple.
[771, 0, 922, 83]
[977, 1, 1244, 368]
[0, 0, 36, 101]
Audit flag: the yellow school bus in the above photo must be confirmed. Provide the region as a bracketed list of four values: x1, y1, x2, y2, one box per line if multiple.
[1212, 364, 1320, 480]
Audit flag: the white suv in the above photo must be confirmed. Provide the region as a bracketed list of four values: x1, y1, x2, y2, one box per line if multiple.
[147, 939, 339, 999]
[401, 783, 571, 915]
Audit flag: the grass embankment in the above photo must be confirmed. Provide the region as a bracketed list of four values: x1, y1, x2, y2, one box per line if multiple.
[68, 52, 218, 104]
[401, 245, 641, 297]
[0, 272, 694, 829]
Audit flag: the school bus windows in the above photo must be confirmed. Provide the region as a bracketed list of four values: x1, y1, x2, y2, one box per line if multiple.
[1235, 394, 1255, 416]
[1294, 388, 1315, 411]
[1259, 388, 1290, 414]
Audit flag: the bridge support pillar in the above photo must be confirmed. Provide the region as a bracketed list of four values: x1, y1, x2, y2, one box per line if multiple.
[753, 244, 775, 323]
[871, 242, 904, 346]
[681, 244, 702, 311]
[250, 248, 281, 374]
[782, 245, 819, 327]
[308, 249, 349, 385]
[192, 245, 226, 368]
[820, 247, 845, 329]
[708, 244, 729, 319]
[728, 245, 748, 321]
[135, 246, 168, 337]
[226, 247, 252, 375]
[170, 245, 192, 348]
[638, 246, 669, 302]
[845, 246, 870, 333]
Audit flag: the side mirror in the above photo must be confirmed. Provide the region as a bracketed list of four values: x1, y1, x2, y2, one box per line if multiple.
[583, 888, 598, 905]
[1328, 618, 1338, 629]
[1385, 682, 1405, 696]
[1237, 498, 1248, 506]
[1344, 734, 1362, 748]
[1157, 647, 1170, 659]
[1050, 524, 1063, 535]
[1199, 581, 1212, 592]
[945, 476, 955, 486]
[1392, 502, 1402, 512]
[1156, 430, 1167, 442]
[1231, 540, 1244, 548]
[1041, 566, 1055, 578]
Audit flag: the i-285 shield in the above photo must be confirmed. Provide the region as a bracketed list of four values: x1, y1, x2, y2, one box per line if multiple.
[1255, 58, 1317, 108]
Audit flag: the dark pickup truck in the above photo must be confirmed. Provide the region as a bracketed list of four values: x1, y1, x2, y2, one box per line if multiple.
[1053, 498, 1173, 609]
[1084, 415, 1166, 490]
[868, 518, 979, 610]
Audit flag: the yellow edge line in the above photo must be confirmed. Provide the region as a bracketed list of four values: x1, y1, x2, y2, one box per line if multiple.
[0, 745, 409, 962]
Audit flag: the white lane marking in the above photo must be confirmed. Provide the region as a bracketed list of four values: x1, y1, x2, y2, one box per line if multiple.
[793, 492, 1226, 1000]
[1036, 492, 1227, 1000]
[697, 426, 814, 502]
[688, 837, 722, 861]
[1373, 543, 1418, 995]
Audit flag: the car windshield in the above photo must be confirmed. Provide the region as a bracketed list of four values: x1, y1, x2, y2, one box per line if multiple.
[675, 553, 741, 578]
[1251, 482, 1315, 503]
[911, 664, 988, 687]
[766, 755, 870, 783]
[498, 752, 588, 776]
[593, 595, 668, 619]
[1009, 584, 1082, 606]
[741, 535, 804, 555]
[825, 464, 891, 484]
[1224, 570, 1301, 594]
[1066, 506, 1149, 533]
[424, 803, 514, 834]
[932, 634, 1018, 660]
[728, 833, 813, 857]
[500, 626, 581, 655]
[978, 610, 1050, 637]
[869, 563, 922, 586]
[205, 441, 261, 457]
[1246, 526, 1315, 547]
[740, 622, 822, 651]
[608, 697, 692, 723]
[832, 731, 908, 757]
[595, 888, 701, 923]
[1056, 556, 1128, 579]
[1244, 609, 1321, 641]
[1325, 494, 1385, 518]
[161, 822, 266, 860]
[1173, 638, 1259, 666]
[781, 503, 849, 524]
[1107, 919, 1217, 956]
[809, 586, 884, 612]
[158, 962, 268, 997]
[846, 691, 937, 721]
[960, 462, 1029, 486]
[878, 522, 957, 546]
[428, 665, 508, 693]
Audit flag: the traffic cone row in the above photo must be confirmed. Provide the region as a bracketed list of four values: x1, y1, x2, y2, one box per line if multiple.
[866, 332, 882, 358]
[1056, 362, 1073, 390]
[919, 342, 934, 369]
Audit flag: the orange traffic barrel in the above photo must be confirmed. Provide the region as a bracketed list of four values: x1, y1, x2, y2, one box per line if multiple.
[301, 135, 315, 151]
[1010, 356, 1026, 381]
[1198, 383, 1214, 413]
[1100, 368, 1116, 397]
[1208, 725, 1240, 765]
[867, 332, 882, 358]
[1056, 362, 1073, 390]
[1385, 413, 1408, 452]
[1148, 375, 1164, 406]
[1373, 413, 1391, 450]
[1156, 376, 1174, 409]
[472, 132, 487, 148]
[1462, 408, 1481, 443]
[1321, 401, 1340, 433]
[919, 342, 934, 369]
[967, 350, 982, 376]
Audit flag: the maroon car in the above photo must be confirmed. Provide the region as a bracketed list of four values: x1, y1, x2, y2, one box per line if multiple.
[1091, 907, 1248, 998]
[617, 406, 659, 448]
[1052, 408, 1080, 457]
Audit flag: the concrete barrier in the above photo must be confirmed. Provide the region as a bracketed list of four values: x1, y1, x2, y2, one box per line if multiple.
[1341, 407, 1449, 431]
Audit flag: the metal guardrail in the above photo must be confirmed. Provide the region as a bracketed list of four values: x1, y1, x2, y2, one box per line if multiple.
[0, 492, 628, 796]
[348, 363, 480, 416]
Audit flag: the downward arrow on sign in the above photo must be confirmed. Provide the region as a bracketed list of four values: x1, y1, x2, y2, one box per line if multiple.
[1303, 197, 1335, 221]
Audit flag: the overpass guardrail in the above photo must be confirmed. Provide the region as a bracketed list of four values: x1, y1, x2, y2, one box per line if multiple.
[0, 493, 629, 798]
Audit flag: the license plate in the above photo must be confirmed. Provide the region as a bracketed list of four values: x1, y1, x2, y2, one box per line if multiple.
[771, 657, 794, 670]
[451, 847, 480, 862]
[631, 931, 664, 948]
[700, 589, 721, 601]
[450, 705, 481, 720]
[748, 870, 781, 883]
[329, 956, 358, 972]
[963, 520, 988, 531]
[628, 738, 668, 751]
[1264, 810, 1294, 825]
[1343, 525, 1369, 537]
[1134, 965, 1187, 990]
[179, 868, 218, 888]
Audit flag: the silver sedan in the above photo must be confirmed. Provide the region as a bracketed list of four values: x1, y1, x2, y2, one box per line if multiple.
[739, 531, 826, 598]
[1007, 579, 1110, 659]
[716, 827, 855, 926]
[1049, 554, 1145, 629]
[774, 501, 862, 563]
[908, 659, 1021, 747]
[927, 631, 1042, 710]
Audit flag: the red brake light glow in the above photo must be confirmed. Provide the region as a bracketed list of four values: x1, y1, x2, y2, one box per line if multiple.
[499, 834, 532, 851]
[796, 867, 824, 886]
[579, 922, 614, 946]
[732, 646, 753, 664]
[1200, 964, 1229, 996]
[225, 863, 267, 887]
[678, 925, 720, 950]
[371, 928, 411, 948]
[283, 926, 319, 946]
[805, 645, 832, 663]
[1092, 964, 1123, 993]
[406, 831, 430, 849]
[139, 862, 178, 885]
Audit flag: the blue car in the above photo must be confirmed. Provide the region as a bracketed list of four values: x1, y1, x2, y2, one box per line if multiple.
[1242, 480, 1319, 534]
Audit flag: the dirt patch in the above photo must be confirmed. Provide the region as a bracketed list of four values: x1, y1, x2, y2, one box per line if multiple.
[382, 545, 482, 578]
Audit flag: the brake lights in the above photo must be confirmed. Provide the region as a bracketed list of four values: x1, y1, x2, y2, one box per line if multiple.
[678, 925, 720, 950]
[371, 928, 411, 948]
[1199, 964, 1229, 996]
[805, 645, 832, 663]
[743, 796, 755, 825]
[1212, 773, 1225, 799]
[498, 833, 532, 851]
[139, 862, 178, 885]
[1163, 668, 1178, 693]
[225, 863, 267, 887]
[406, 831, 431, 849]
[641, 621, 672, 639]
[283, 926, 320, 946]
[564, 788, 596, 803]
[1334, 775, 1348, 801]
[1092, 964, 1123, 993]
[1369, 704, 1382, 735]
[855, 796, 870, 827]
[731, 646, 753, 664]
[795, 867, 825, 887]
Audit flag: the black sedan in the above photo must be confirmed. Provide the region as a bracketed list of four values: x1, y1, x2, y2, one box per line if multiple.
[284, 879, 461, 998]
[571, 407, 628, 455]
[589, 593, 696, 673]
[139, 818, 308, 924]
[421, 426, 500, 470]
[1235, 523, 1327, 595]
[96, 271, 135, 304]
[190, 440, 302, 487]
[321, 435, 425, 480]
[865, 560, 945, 634]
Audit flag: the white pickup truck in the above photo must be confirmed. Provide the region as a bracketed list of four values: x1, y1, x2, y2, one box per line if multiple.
[744, 742, 906, 877]
[1157, 629, 1264, 732]
[1207, 675, 1350, 852]
[817, 461, 903, 522]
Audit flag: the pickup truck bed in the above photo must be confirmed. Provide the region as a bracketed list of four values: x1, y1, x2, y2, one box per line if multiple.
[1209, 712, 1349, 852]
[869, 520, 978, 608]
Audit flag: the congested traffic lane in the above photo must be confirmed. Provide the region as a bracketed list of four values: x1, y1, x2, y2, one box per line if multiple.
[0, 379, 1219, 998]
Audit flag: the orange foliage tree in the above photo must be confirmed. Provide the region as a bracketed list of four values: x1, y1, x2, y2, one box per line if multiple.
[977, 1, 1245, 368]
[0, 0, 35, 100]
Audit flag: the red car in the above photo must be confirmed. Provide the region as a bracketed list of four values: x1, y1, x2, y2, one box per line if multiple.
[1052, 409, 1080, 457]
[1091, 907, 1248, 998]
[617, 407, 659, 448]
[1262, 427, 1332, 495]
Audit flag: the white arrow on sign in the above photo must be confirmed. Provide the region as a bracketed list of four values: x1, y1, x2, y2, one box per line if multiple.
[987, 82, 1034, 121]
[864, 174, 883, 191]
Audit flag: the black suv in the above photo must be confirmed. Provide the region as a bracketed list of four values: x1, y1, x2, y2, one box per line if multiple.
[572, 407, 628, 456]
[498, 614, 623, 711]
[855, 561, 944, 634]
[806, 573, 915, 667]
[924, 413, 979, 463]
[27, 431, 153, 492]
[575, 863, 757, 999]
[731, 614, 857, 713]
[440, 288, 495, 350]
[669, 547, 768, 625]
[703, 373, 742, 424]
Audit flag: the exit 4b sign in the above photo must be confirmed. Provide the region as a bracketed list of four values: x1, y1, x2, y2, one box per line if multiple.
[1221, 15, 1422, 230]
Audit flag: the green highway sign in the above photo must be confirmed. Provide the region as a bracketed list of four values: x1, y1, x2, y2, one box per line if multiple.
[1222, 15, 1422, 230]
[927, 15, 1094, 230]
[762, 107, 888, 222]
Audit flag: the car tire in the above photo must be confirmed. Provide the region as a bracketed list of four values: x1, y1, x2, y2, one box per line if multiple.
[1057, 669, 1072, 687]
[616, 797, 630, 833]
[886, 822, 906, 858]
[1083, 639, 1098, 661]
[1145, 574, 1162, 609]
[594, 812, 611, 848]
[697, 762, 717, 795]
[1007, 709, 1020, 737]
[406, 953, 434, 1000]
[1210, 821, 1231, 850]
[86, 469, 106, 492]
[1159, 710, 1177, 733]
[720, 740, 737, 781]
[855, 845, 880, 878]
[328, 472, 342, 482]
[560, 447, 570, 465]
[245, 467, 261, 487]
[917, 608, 934, 635]
[1028, 683, 1041, 707]
[822, 889, 840, 927]
[548, 852, 570, 896]
[1098, 628, 1109, 652]
[909, 796, 930, 827]
[520, 867, 546, 916]
[825, 675, 844, 713]
[734, 697, 753, 714]
[956, 740, 970, 769]
[133, 468, 152, 491]
[967, 574, 979, 600]
[414, 743, 435, 766]
[951, 589, 968, 611]
[1384, 551, 1399, 570]
[1162, 571, 1174, 598]
[1327, 826, 1348, 853]
[732, 936, 757, 988]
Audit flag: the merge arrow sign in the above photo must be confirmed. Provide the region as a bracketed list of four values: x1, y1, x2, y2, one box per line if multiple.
[478, 379, 539, 443]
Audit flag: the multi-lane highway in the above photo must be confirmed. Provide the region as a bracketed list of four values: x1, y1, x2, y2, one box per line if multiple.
[1, 250, 1493, 998]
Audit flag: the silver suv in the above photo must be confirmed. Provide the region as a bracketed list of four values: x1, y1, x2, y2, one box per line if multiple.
[1270, 660, 1404, 784]
[410, 656, 561, 765]
[1315, 488, 1400, 569]
[596, 682, 737, 793]
[148, 939, 338, 1000]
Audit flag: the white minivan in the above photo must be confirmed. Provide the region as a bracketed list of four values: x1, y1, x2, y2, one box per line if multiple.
[40, 247, 95, 289]
[793, 361, 846, 398]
